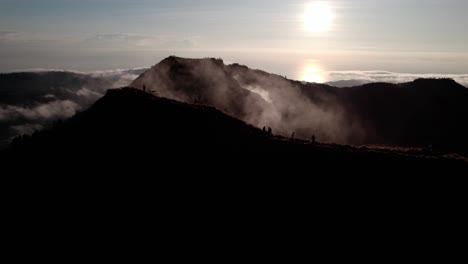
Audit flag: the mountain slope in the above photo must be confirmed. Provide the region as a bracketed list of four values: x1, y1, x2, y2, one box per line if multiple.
[131, 57, 468, 154]
[3, 88, 467, 169]
[131, 57, 354, 143]
[337, 79, 468, 151]
[6, 87, 270, 154]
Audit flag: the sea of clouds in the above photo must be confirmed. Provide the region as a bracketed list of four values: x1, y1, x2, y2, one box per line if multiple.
[326, 71, 468, 87]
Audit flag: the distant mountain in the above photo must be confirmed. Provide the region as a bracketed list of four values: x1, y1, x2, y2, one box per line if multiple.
[325, 79, 371, 88]
[4, 88, 466, 169]
[0, 69, 146, 148]
[131, 57, 468, 154]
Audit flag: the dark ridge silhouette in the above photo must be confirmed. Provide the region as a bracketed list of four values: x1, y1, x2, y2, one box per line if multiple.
[3, 88, 467, 169]
[336, 78, 468, 153]
[131, 57, 468, 155]
[325, 79, 371, 88]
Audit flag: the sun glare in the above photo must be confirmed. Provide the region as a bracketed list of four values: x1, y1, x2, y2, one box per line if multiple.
[301, 62, 326, 83]
[303, 1, 334, 32]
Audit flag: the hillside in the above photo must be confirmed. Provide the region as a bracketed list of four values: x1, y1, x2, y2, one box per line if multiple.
[3, 88, 467, 169]
[336, 78, 468, 153]
[131, 57, 468, 154]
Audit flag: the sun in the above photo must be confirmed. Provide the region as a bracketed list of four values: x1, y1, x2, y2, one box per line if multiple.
[303, 1, 334, 32]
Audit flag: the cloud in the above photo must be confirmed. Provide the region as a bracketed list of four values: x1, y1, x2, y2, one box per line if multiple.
[84, 33, 197, 49]
[0, 30, 18, 40]
[4, 67, 147, 75]
[44, 94, 57, 99]
[5, 68, 77, 73]
[238, 84, 272, 103]
[132, 58, 356, 144]
[3, 68, 146, 91]
[159, 39, 196, 49]
[76, 87, 103, 98]
[87, 69, 147, 89]
[327, 71, 468, 87]
[1, 30, 198, 51]
[0, 100, 81, 122]
[0, 30, 71, 44]
[90, 34, 145, 41]
[10, 124, 43, 136]
[85, 34, 153, 47]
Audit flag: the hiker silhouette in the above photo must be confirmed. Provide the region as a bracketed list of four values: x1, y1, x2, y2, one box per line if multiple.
[268, 127, 272, 135]
[312, 134, 316, 144]
[262, 126, 266, 133]
[143, 85, 146, 92]
[291, 132, 295, 140]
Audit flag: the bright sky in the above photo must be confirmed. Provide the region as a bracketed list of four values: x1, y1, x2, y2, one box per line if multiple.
[1, 0, 467, 81]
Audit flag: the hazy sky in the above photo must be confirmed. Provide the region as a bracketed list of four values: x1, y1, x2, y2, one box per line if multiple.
[1, 0, 467, 81]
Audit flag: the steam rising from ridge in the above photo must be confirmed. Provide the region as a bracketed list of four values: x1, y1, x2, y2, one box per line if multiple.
[131, 57, 363, 143]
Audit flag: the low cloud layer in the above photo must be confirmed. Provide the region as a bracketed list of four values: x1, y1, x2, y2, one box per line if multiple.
[0, 100, 80, 122]
[327, 71, 468, 87]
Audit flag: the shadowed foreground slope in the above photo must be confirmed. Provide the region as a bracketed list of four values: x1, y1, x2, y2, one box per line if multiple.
[3, 88, 467, 169]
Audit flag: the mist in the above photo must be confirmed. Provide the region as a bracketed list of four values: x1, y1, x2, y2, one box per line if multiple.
[131, 57, 364, 144]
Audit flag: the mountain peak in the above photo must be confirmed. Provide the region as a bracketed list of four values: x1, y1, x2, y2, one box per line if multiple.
[128, 57, 468, 152]
[411, 78, 465, 90]
[160, 56, 225, 67]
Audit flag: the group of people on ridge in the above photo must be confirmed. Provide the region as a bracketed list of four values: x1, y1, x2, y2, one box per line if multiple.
[262, 126, 273, 135]
[262, 126, 317, 144]
[143, 84, 320, 145]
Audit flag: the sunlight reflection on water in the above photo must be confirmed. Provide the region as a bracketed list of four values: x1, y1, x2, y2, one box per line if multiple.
[299, 60, 328, 83]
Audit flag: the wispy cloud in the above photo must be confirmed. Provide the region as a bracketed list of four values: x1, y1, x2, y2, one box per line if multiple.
[0, 30, 79, 46]
[84, 33, 197, 49]
[0, 30, 18, 38]
[1, 30, 198, 51]
[0, 100, 81, 122]
[10, 124, 44, 136]
[85, 34, 153, 47]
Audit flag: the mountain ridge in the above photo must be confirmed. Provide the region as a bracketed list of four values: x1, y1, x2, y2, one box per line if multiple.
[1, 56, 467, 156]
[130, 56, 468, 154]
[4, 87, 466, 169]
